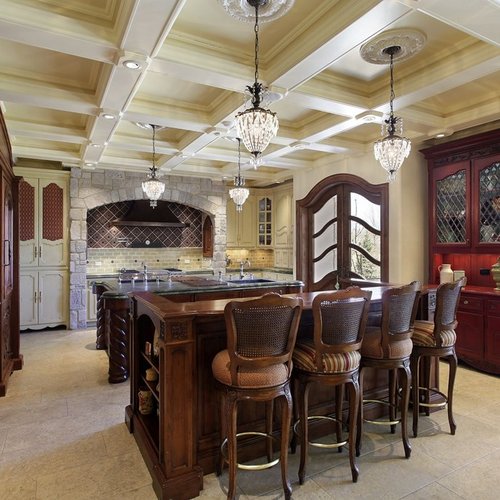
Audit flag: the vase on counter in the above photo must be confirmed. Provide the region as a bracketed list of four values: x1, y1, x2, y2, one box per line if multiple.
[438, 263, 454, 284]
[491, 257, 500, 291]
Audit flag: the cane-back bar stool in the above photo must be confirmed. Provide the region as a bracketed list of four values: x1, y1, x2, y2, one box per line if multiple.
[211, 293, 303, 500]
[291, 287, 372, 484]
[411, 277, 466, 437]
[355, 281, 421, 459]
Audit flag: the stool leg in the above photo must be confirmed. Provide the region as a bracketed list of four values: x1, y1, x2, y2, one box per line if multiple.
[399, 361, 412, 459]
[335, 384, 344, 453]
[389, 368, 397, 434]
[423, 356, 431, 416]
[355, 367, 364, 457]
[298, 379, 311, 485]
[347, 377, 360, 482]
[226, 393, 238, 500]
[265, 400, 274, 462]
[410, 353, 420, 438]
[290, 377, 298, 454]
[280, 386, 293, 500]
[447, 352, 458, 435]
[216, 390, 225, 476]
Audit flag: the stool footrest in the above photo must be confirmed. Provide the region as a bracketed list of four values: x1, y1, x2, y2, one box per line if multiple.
[293, 415, 347, 449]
[363, 399, 400, 425]
[221, 432, 279, 471]
[416, 387, 448, 408]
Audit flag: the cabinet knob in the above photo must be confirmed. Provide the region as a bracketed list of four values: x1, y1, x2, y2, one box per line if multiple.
[463, 300, 469, 305]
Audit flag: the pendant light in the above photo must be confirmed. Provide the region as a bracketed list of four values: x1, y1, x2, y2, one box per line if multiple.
[373, 45, 411, 182]
[234, 0, 279, 167]
[229, 138, 250, 212]
[142, 124, 165, 208]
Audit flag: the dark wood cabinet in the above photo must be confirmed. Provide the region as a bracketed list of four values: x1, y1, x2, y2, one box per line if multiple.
[422, 129, 500, 287]
[422, 130, 500, 375]
[455, 289, 500, 375]
[0, 108, 22, 396]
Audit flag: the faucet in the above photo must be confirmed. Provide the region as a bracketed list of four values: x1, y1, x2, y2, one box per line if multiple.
[239, 259, 250, 279]
[142, 262, 148, 279]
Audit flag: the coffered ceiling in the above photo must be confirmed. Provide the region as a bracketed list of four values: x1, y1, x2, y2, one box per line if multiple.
[1, 0, 499, 186]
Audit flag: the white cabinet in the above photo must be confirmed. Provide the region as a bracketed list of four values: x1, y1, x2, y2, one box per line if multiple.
[87, 280, 97, 322]
[257, 195, 273, 247]
[273, 185, 293, 269]
[16, 173, 68, 267]
[20, 270, 68, 328]
[226, 195, 256, 248]
[15, 167, 69, 330]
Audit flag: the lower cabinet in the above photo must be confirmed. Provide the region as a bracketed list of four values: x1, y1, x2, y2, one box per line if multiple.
[456, 291, 500, 374]
[87, 279, 97, 322]
[20, 269, 68, 329]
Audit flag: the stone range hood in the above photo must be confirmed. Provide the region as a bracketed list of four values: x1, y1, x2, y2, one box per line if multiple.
[112, 200, 188, 228]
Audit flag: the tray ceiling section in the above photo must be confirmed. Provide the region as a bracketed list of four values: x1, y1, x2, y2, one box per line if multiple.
[0, 0, 499, 185]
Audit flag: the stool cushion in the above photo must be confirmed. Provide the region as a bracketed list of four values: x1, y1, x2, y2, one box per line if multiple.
[413, 320, 456, 347]
[293, 339, 361, 373]
[360, 326, 413, 359]
[212, 350, 290, 388]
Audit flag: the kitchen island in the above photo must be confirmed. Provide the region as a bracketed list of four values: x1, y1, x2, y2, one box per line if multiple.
[125, 288, 392, 500]
[91, 274, 304, 383]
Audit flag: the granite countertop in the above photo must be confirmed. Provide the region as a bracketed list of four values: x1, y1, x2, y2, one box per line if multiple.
[94, 274, 304, 298]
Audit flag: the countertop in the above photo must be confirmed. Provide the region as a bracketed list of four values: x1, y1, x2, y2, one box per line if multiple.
[93, 275, 304, 299]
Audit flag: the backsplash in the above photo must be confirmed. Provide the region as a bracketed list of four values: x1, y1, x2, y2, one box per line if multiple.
[87, 201, 202, 248]
[87, 247, 211, 274]
[226, 248, 275, 268]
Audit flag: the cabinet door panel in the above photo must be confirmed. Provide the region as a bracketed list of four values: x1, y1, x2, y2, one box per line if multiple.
[19, 271, 37, 326]
[19, 178, 38, 266]
[39, 179, 67, 267]
[485, 313, 500, 367]
[456, 310, 483, 362]
[38, 270, 67, 325]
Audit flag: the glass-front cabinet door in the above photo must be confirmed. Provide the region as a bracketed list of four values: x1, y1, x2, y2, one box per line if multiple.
[431, 161, 470, 248]
[475, 157, 500, 247]
[258, 196, 272, 246]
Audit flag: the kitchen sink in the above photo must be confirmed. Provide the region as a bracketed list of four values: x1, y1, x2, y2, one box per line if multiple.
[228, 278, 275, 284]
[119, 278, 161, 283]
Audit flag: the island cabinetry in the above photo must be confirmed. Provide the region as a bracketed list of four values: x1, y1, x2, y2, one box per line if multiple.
[226, 194, 256, 248]
[126, 294, 203, 500]
[455, 288, 500, 374]
[15, 166, 69, 330]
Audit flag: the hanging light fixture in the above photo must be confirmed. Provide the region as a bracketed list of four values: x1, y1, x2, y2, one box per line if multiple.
[142, 124, 165, 208]
[229, 138, 250, 212]
[234, 0, 279, 167]
[373, 45, 411, 182]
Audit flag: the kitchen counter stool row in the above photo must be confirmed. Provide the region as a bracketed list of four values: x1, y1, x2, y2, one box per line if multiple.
[126, 280, 465, 500]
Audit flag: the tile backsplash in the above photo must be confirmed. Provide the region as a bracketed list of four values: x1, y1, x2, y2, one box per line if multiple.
[87, 247, 211, 274]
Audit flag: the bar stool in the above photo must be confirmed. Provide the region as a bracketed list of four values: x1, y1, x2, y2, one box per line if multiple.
[291, 287, 372, 484]
[211, 293, 303, 500]
[411, 277, 466, 437]
[355, 281, 421, 459]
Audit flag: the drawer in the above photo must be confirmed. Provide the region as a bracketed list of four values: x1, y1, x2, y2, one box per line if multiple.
[458, 295, 483, 313]
[486, 299, 500, 316]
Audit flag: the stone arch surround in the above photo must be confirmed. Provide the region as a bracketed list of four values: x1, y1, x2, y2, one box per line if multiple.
[69, 168, 227, 329]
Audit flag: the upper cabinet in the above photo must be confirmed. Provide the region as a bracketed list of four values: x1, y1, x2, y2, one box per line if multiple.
[17, 171, 69, 267]
[257, 195, 272, 247]
[422, 129, 500, 286]
[274, 185, 293, 248]
[226, 194, 256, 249]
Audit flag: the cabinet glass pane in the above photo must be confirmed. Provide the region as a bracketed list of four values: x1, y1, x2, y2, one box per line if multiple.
[479, 162, 500, 243]
[436, 170, 466, 243]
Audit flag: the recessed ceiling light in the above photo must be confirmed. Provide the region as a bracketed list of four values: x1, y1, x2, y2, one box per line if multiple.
[102, 113, 115, 120]
[123, 60, 141, 70]
[290, 141, 309, 150]
[436, 133, 446, 138]
[90, 143, 101, 148]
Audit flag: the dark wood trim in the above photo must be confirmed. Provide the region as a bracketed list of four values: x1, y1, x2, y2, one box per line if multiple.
[296, 174, 388, 291]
